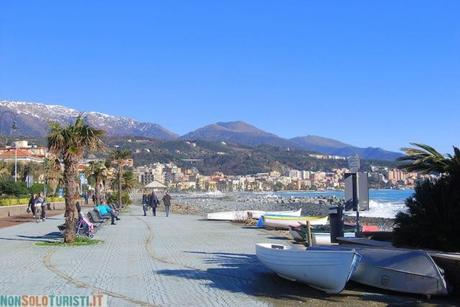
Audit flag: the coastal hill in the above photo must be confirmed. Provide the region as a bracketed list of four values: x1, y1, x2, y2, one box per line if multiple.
[0, 100, 401, 160]
[290, 135, 402, 161]
[180, 121, 294, 148]
[181, 121, 401, 160]
[103, 137, 396, 175]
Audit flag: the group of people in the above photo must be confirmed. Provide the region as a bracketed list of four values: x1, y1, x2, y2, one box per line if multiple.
[27, 193, 46, 222]
[142, 191, 172, 217]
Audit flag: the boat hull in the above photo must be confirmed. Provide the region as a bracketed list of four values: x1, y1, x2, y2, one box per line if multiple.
[352, 248, 448, 296]
[262, 216, 329, 229]
[207, 209, 301, 221]
[256, 243, 360, 294]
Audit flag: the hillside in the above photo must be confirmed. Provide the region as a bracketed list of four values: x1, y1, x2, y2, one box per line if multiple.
[104, 137, 396, 175]
[0, 101, 178, 140]
[0, 100, 403, 161]
[290, 135, 403, 161]
[180, 121, 295, 148]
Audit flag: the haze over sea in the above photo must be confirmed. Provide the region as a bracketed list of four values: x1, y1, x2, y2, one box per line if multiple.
[273, 189, 414, 219]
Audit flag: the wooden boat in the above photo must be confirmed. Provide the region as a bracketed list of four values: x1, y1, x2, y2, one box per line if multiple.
[206, 209, 301, 221]
[261, 215, 329, 229]
[310, 245, 449, 296]
[256, 243, 360, 294]
[289, 224, 356, 245]
[250, 209, 301, 219]
[351, 247, 449, 296]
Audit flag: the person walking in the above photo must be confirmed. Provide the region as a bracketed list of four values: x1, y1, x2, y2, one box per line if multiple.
[162, 192, 172, 217]
[33, 193, 44, 222]
[83, 192, 89, 205]
[38, 193, 46, 221]
[150, 191, 159, 216]
[27, 193, 36, 218]
[142, 193, 149, 216]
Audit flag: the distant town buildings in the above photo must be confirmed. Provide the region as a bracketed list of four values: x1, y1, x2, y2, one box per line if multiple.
[133, 160, 427, 192]
[0, 141, 47, 163]
[1, 140, 428, 193]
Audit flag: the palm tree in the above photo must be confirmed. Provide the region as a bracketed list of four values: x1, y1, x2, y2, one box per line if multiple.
[394, 143, 460, 251]
[86, 161, 108, 204]
[0, 161, 10, 179]
[48, 116, 105, 243]
[110, 149, 131, 208]
[398, 143, 460, 175]
[43, 157, 63, 196]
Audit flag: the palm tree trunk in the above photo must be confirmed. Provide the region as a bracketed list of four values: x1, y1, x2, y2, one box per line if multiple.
[118, 166, 122, 208]
[95, 177, 100, 204]
[63, 158, 79, 243]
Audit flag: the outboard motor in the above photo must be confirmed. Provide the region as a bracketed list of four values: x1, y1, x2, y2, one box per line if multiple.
[329, 206, 344, 243]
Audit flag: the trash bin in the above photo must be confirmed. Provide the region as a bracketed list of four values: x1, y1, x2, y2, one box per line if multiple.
[329, 206, 344, 243]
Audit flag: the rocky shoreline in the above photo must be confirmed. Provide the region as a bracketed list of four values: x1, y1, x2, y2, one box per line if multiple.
[171, 192, 396, 230]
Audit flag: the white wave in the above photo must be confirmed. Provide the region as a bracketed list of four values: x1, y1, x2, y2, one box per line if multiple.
[345, 200, 407, 219]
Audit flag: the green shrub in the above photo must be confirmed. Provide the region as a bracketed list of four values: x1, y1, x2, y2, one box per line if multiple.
[29, 183, 45, 195]
[393, 171, 460, 251]
[107, 192, 132, 206]
[0, 179, 29, 197]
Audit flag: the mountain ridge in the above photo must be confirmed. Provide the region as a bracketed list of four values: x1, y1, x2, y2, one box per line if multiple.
[0, 100, 178, 140]
[0, 100, 402, 160]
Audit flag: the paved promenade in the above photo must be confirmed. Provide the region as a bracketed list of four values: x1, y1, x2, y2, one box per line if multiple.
[0, 206, 456, 306]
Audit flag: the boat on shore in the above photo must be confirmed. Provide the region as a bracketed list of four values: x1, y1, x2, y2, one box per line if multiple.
[260, 215, 329, 229]
[256, 243, 360, 294]
[289, 226, 356, 245]
[310, 245, 449, 296]
[206, 209, 301, 221]
[352, 247, 449, 296]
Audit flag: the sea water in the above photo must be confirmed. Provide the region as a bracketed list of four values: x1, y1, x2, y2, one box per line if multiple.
[274, 189, 414, 219]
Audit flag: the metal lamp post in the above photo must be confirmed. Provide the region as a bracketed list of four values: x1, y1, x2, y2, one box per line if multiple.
[12, 121, 18, 182]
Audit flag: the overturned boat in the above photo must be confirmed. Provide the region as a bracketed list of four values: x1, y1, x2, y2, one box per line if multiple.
[256, 243, 360, 294]
[352, 247, 449, 296]
[311, 245, 449, 296]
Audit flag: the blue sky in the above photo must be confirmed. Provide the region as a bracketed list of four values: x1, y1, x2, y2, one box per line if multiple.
[1, 1, 459, 153]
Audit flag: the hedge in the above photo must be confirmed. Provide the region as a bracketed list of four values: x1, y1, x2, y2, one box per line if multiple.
[0, 197, 64, 207]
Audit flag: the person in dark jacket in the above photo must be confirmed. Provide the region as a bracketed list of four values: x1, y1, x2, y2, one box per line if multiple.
[150, 191, 159, 216]
[142, 193, 149, 216]
[162, 192, 172, 217]
[28, 193, 36, 218]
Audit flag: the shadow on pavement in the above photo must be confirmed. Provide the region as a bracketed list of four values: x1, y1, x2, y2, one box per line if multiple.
[16, 232, 62, 242]
[156, 251, 457, 305]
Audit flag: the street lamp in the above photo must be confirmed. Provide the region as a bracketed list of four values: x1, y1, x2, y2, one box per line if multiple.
[12, 121, 18, 182]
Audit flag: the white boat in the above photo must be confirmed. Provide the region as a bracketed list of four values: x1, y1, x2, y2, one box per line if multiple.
[351, 247, 449, 296]
[250, 209, 302, 219]
[309, 245, 449, 296]
[256, 243, 360, 294]
[261, 215, 329, 229]
[289, 225, 356, 245]
[206, 209, 301, 221]
[312, 232, 355, 245]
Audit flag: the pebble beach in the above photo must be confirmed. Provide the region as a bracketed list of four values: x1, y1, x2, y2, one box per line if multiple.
[171, 191, 396, 230]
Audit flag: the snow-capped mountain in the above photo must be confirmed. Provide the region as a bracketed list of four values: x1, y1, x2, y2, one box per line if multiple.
[0, 100, 178, 140]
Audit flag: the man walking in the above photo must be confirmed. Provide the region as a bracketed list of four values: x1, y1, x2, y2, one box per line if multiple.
[142, 193, 149, 216]
[150, 191, 159, 216]
[162, 192, 172, 217]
